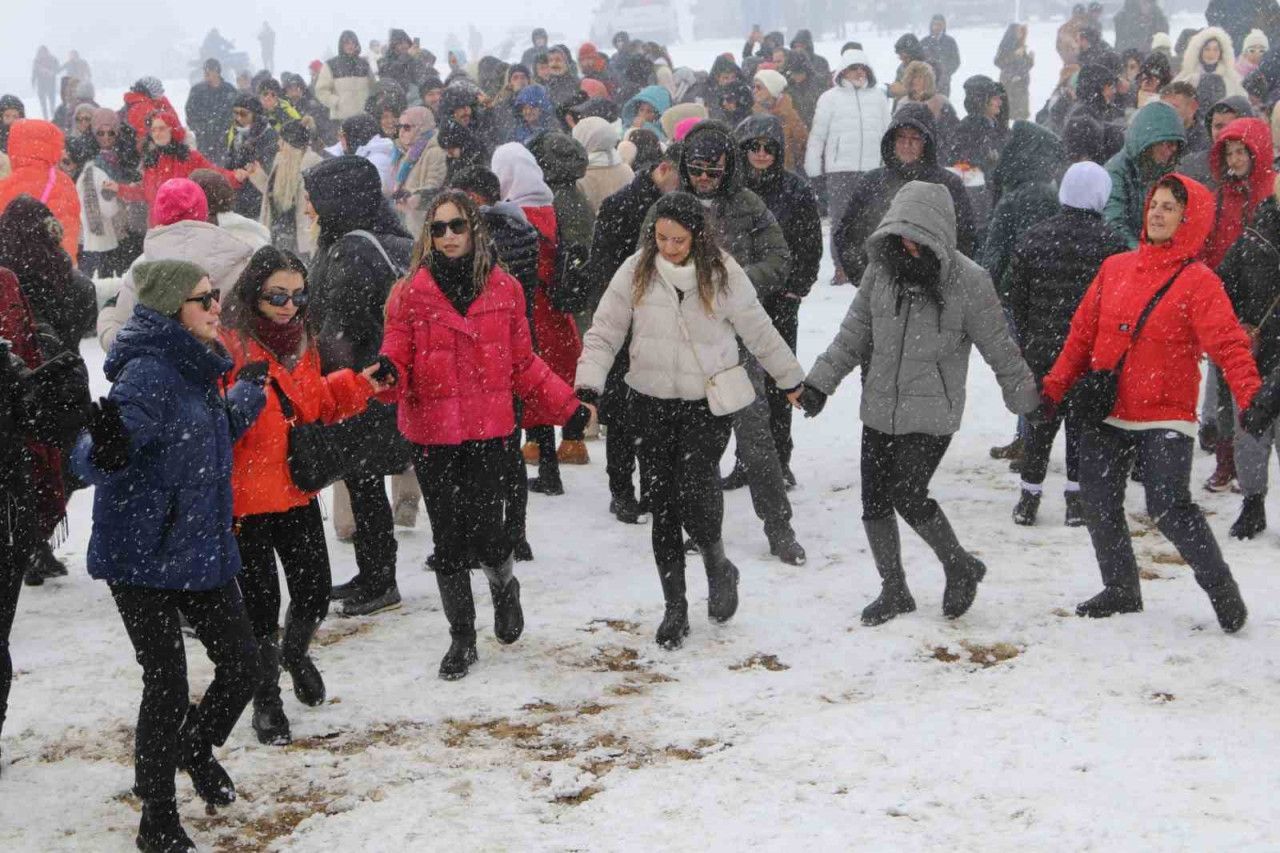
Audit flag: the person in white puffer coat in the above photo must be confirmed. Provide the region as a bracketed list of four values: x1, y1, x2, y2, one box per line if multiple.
[805, 49, 892, 283]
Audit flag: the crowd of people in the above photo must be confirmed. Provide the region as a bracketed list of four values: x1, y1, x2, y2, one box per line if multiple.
[6, 7, 1280, 850]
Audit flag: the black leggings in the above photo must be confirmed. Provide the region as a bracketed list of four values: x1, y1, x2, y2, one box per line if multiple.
[414, 439, 509, 573]
[860, 426, 952, 524]
[345, 473, 396, 590]
[0, 535, 24, 737]
[633, 394, 733, 567]
[110, 581, 259, 800]
[235, 500, 331, 639]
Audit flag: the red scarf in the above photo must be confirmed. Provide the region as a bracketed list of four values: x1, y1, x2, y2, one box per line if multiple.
[251, 315, 305, 362]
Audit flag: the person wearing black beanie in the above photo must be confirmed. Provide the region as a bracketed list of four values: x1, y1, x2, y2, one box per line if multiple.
[576, 190, 805, 649]
[303, 155, 413, 617]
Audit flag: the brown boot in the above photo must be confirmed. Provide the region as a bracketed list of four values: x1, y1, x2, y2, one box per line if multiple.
[521, 441, 540, 465]
[557, 439, 590, 465]
[1204, 438, 1237, 492]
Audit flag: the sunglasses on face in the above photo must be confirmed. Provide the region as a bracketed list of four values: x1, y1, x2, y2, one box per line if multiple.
[260, 290, 309, 308]
[94, 129, 116, 138]
[688, 165, 725, 178]
[185, 290, 220, 311]
[745, 141, 772, 154]
[430, 217, 468, 238]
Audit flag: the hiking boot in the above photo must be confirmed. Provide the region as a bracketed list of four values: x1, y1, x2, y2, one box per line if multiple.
[1012, 490, 1040, 526]
[556, 439, 590, 465]
[1229, 495, 1267, 540]
[329, 576, 364, 601]
[610, 494, 650, 524]
[1064, 491, 1086, 527]
[339, 583, 401, 617]
[1204, 440, 1237, 492]
[527, 475, 564, 496]
[720, 465, 749, 491]
[655, 564, 690, 649]
[767, 526, 807, 566]
[1075, 586, 1143, 618]
[990, 437, 1023, 461]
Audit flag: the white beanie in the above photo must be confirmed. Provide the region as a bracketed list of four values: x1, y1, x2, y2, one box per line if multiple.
[1058, 161, 1112, 213]
[754, 69, 787, 99]
[1151, 32, 1173, 53]
[1244, 28, 1270, 53]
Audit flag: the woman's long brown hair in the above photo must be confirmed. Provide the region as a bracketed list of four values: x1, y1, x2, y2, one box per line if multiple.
[632, 216, 728, 314]
[389, 189, 495, 308]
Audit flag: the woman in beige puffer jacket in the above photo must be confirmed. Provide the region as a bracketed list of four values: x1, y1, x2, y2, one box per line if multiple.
[576, 192, 803, 651]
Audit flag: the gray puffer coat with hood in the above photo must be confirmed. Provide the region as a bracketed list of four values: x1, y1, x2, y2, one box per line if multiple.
[806, 181, 1039, 436]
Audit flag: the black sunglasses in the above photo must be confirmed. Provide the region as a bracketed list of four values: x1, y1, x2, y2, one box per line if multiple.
[260, 290, 309, 308]
[94, 129, 117, 138]
[688, 165, 726, 178]
[185, 290, 221, 311]
[430, 217, 469, 238]
[745, 141, 773, 154]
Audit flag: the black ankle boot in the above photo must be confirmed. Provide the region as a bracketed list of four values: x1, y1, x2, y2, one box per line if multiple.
[1012, 489, 1040, 526]
[1205, 577, 1248, 633]
[861, 517, 917, 626]
[655, 563, 690, 649]
[251, 633, 291, 746]
[1064, 490, 1085, 527]
[1075, 586, 1143, 618]
[700, 540, 740, 623]
[281, 607, 325, 707]
[483, 557, 524, 644]
[911, 509, 986, 619]
[1229, 495, 1267, 540]
[435, 571, 478, 680]
[177, 705, 235, 806]
[136, 799, 196, 852]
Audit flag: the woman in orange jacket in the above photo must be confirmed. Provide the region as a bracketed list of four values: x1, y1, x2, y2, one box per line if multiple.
[221, 246, 393, 745]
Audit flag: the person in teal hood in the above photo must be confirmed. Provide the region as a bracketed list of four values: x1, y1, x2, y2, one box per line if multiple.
[982, 120, 1067, 297]
[1103, 100, 1185, 246]
[622, 85, 673, 140]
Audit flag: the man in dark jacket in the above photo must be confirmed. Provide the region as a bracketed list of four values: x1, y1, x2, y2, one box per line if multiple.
[378, 29, 431, 102]
[982, 121, 1067, 297]
[1068, 64, 1128, 162]
[185, 59, 238, 162]
[734, 114, 821, 486]
[1217, 189, 1280, 538]
[789, 30, 831, 83]
[304, 156, 413, 617]
[1005, 161, 1129, 528]
[521, 28, 550, 70]
[648, 120, 804, 564]
[587, 145, 682, 524]
[835, 103, 978, 283]
[225, 93, 278, 217]
[1114, 0, 1170, 53]
[921, 15, 962, 97]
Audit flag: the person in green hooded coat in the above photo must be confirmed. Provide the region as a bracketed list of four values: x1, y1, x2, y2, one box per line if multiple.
[1103, 100, 1185, 246]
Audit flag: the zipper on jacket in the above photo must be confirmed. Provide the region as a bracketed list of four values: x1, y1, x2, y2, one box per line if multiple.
[890, 291, 912, 434]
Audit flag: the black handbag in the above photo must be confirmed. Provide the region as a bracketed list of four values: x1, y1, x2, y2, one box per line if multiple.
[271, 379, 347, 493]
[1066, 260, 1192, 427]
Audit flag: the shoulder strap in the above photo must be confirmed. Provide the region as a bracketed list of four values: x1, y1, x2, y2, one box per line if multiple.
[344, 229, 405, 277]
[1113, 259, 1193, 373]
[269, 377, 297, 423]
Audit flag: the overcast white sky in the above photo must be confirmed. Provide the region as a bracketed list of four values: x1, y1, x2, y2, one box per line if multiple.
[0, 0, 605, 96]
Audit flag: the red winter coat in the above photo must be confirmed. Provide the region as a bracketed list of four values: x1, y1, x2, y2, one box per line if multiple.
[122, 92, 179, 143]
[522, 204, 582, 426]
[379, 265, 581, 446]
[1044, 173, 1261, 423]
[1201, 117, 1275, 269]
[116, 119, 240, 218]
[0, 120, 81, 262]
[223, 331, 375, 517]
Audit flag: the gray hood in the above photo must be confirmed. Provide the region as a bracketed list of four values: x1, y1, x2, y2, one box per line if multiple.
[867, 181, 957, 283]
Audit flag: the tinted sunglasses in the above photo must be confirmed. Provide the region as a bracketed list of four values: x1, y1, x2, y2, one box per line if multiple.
[185, 290, 221, 311]
[687, 165, 726, 178]
[94, 129, 117, 138]
[745, 141, 773, 154]
[260, 290, 309, 308]
[430, 217, 468, 238]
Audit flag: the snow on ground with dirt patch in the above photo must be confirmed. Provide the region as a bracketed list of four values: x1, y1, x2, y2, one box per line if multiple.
[3, 227, 1279, 851]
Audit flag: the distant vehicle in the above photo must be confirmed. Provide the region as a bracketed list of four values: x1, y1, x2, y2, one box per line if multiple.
[591, 0, 680, 46]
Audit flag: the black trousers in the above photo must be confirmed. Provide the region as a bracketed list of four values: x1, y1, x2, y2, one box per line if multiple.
[762, 299, 800, 469]
[602, 346, 650, 504]
[110, 581, 259, 800]
[0, 534, 23, 737]
[413, 439, 509, 574]
[235, 500, 331, 639]
[633, 394, 733, 567]
[345, 472, 396, 590]
[1021, 408, 1082, 486]
[1080, 424, 1234, 592]
[860, 426, 952, 524]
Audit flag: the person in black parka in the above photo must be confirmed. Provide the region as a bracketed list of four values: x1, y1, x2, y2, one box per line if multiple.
[304, 156, 413, 617]
[734, 114, 822, 483]
[1005, 161, 1129, 527]
[835, 102, 978, 284]
[186, 59, 240, 162]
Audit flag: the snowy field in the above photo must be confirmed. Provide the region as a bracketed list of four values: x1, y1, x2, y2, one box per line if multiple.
[3, 226, 1280, 850]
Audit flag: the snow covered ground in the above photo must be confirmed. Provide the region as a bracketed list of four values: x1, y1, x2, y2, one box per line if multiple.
[3, 224, 1280, 850]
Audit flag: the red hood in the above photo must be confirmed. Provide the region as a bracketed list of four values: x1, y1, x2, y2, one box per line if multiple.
[1139, 173, 1214, 264]
[1209, 117, 1275, 207]
[6, 119, 64, 170]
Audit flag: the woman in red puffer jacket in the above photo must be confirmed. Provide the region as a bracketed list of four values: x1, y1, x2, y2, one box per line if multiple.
[1043, 173, 1259, 633]
[111, 109, 240, 217]
[380, 189, 593, 681]
[221, 246, 390, 747]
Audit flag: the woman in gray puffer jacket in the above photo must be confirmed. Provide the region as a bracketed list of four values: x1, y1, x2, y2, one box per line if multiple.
[577, 192, 804, 651]
[794, 181, 1040, 627]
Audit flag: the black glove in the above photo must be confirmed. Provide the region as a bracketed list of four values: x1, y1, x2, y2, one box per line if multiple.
[1027, 394, 1058, 425]
[236, 361, 270, 387]
[370, 354, 399, 386]
[1240, 401, 1274, 439]
[565, 403, 593, 435]
[576, 388, 600, 408]
[88, 397, 130, 473]
[795, 384, 827, 418]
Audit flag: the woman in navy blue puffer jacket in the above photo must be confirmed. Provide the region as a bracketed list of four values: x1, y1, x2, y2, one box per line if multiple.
[71, 259, 266, 853]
